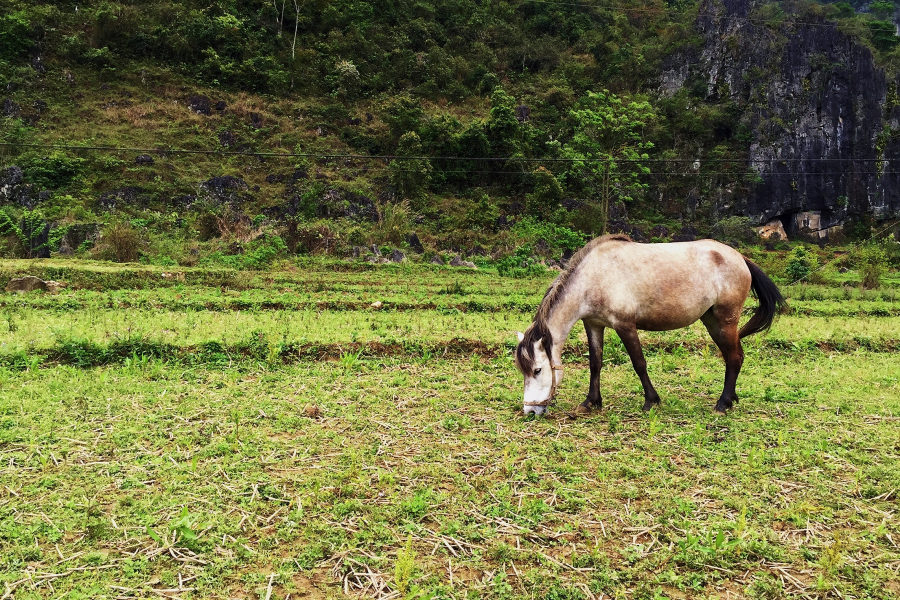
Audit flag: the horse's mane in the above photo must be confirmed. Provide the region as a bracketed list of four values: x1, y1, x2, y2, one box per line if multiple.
[515, 234, 632, 373]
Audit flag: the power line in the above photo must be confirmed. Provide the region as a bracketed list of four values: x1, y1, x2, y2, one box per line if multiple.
[2, 143, 898, 165]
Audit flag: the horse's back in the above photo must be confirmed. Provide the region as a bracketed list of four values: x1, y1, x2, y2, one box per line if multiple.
[581, 239, 750, 331]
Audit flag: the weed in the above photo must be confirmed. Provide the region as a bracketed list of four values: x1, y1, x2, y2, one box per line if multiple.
[394, 535, 416, 596]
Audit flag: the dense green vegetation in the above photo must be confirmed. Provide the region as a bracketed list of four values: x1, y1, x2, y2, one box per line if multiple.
[1, 0, 899, 265]
[1, 260, 899, 598]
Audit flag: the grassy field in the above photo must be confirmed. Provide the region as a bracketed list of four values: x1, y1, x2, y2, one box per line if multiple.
[1, 260, 899, 599]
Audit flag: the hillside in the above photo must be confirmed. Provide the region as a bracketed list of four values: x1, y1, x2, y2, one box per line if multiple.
[1, 0, 900, 266]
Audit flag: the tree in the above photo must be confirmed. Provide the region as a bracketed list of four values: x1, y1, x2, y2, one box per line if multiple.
[554, 90, 656, 234]
[870, 0, 896, 20]
[389, 132, 432, 206]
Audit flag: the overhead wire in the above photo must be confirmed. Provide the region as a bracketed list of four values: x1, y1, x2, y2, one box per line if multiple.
[1, 143, 897, 165]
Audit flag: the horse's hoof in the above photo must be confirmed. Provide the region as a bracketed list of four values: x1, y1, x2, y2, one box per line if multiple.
[574, 404, 593, 415]
[714, 408, 728, 416]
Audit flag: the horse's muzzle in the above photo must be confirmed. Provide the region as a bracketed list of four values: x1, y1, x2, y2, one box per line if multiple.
[524, 404, 548, 416]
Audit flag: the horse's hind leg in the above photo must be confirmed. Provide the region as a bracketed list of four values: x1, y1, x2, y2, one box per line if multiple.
[701, 307, 744, 414]
[577, 323, 604, 414]
[615, 326, 661, 412]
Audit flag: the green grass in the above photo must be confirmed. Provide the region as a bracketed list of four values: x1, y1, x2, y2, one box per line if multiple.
[1, 259, 899, 599]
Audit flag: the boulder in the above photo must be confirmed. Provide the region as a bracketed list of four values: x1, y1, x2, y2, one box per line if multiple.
[215, 100, 227, 111]
[199, 176, 250, 206]
[448, 255, 476, 268]
[650, 225, 670, 239]
[405, 232, 424, 254]
[391, 249, 406, 263]
[673, 225, 698, 242]
[430, 255, 445, 265]
[219, 129, 236, 147]
[371, 244, 382, 257]
[188, 95, 211, 115]
[757, 219, 787, 242]
[135, 154, 154, 165]
[250, 112, 263, 129]
[97, 187, 149, 210]
[6, 276, 65, 294]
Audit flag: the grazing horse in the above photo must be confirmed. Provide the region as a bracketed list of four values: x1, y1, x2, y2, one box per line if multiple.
[514, 235, 785, 416]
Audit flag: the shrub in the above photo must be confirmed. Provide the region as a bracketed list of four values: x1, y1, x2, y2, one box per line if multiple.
[712, 216, 757, 246]
[0, 13, 32, 58]
[241, 235, 287, 269]
[97, 221, 143, 263]
[511, 217, 587, 257]
[856, 244, 888, 289]
[496, 246, 546, 278]
[373, 200, 411, 246]
[389, 132, 431, 204]
[525, 167, 563, 218]
[464, 193, 499, 231]
[785, 246, 818, 283]
[22, 153, 85, 189]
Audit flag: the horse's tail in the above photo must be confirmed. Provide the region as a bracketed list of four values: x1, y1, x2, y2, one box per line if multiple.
[739, 257, 787, 339]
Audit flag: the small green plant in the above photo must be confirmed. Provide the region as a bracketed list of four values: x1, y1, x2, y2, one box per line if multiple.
[394, 535, 416, 596]
[168, 507, 203, 549]
[339, 349, 363, 370]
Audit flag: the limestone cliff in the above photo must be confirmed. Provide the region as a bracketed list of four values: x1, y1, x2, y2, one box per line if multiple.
[661, 0, 900, 238]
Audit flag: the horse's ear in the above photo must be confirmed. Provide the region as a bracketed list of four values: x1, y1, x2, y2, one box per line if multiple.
[515, 331, 525, 343]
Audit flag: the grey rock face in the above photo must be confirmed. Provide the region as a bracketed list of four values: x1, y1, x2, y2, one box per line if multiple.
[58, 223, 100, 254]
[660, 0, 900, 232]
[391, 249, 406, 263]
[135, 154, 154, 165]
[430, 255, 445, 265]
[2, 99, 21, 117]
[0, 166, 36, 207]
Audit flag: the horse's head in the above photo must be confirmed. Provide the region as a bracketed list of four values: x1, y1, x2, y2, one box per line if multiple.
[514, 330, 560, 416]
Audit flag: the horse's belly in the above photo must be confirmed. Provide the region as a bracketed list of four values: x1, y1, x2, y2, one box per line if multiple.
[635, 311, 705, 331]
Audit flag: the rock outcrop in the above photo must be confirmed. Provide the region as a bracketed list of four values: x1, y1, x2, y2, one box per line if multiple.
[661, 0, 900, 236]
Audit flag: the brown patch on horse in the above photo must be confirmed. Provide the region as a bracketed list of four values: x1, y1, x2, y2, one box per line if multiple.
[710, 251, 724, 266]
[516, 234, 633, 374]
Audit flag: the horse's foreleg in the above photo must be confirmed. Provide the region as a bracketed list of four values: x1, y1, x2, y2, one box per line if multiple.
[577, 323, 605, 413]
[701, 310, 744, 414]
[615, 326, 661, 412]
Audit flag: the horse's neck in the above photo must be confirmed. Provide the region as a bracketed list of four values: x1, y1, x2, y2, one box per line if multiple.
[544, 295, 582, 359]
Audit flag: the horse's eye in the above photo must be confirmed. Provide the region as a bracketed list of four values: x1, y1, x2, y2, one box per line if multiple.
[533, 368, 542, 376]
